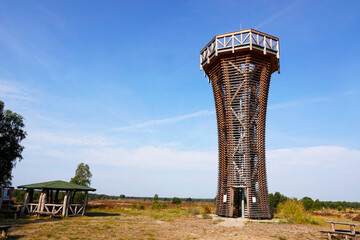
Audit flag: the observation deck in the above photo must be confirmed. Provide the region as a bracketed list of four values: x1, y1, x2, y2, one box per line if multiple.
[200, 29, 280, 74]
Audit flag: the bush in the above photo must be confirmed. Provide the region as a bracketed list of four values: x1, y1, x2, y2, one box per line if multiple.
[151, 202, 167, 210]
[202, 213, 212, 219]
[139, 205, 145, 210]
[187, 207, 200, 216]
[201, 205, 212, 214]
[171, 197, 182, 205]
[352, 214, 360, 221]
[277, 199, 319, 224]
[131, 204, 137, 210]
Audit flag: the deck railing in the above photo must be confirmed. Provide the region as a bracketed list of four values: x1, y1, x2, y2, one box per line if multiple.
[200, 29, 279, 70]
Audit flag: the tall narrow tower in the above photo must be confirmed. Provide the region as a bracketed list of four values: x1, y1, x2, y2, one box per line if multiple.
[200, 29, 279, 219]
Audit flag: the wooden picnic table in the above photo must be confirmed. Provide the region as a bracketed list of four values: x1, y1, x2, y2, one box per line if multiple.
[321, 221, 360, 240]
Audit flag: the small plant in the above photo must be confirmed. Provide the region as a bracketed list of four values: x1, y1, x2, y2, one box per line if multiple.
[202, 213, 212, 219]
[131, 204, 137, 210]
[139, 205, 145, 210]
[337, 206, 342, 212]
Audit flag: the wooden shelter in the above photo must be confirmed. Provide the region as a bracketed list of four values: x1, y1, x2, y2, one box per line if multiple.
[18, 180, 96, 217]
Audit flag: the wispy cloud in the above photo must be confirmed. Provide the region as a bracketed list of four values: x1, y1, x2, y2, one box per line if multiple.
[268, 97, 329, 110]
[110, 110, 215, 132]
[0, 80, 35, 101]
[255, 0, 308, 29]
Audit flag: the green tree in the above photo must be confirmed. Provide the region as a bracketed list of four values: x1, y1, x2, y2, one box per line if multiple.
[301, 197, 314, 210]
[153, 194, 159, 203]
[0, 101, 26, 187]
[269, 192, 288, 209]
[70, 163, 92, 186]
[313, 199, 323, 210]
[171, 197, 182, 205]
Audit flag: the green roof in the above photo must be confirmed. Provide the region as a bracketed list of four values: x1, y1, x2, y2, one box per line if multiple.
[18, 180, 96, 191]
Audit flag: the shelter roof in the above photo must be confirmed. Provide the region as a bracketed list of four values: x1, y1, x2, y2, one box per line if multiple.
[18, 180, 96, 191]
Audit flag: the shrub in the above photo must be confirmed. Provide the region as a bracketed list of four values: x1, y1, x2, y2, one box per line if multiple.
[151, 202, 167, 210]
[187, 207, 200, 216]
[202, 213, 212, 219]
[352, 214, 360, 221]
[139, 205, 145, 210]
[131, 204, 137, 210]
[171, 197, 182, 205]
[277, 198, 319, 224]
[202, 206, 212, 214]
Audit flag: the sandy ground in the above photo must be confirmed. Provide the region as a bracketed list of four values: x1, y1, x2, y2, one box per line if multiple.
[1, 212, 326, 240]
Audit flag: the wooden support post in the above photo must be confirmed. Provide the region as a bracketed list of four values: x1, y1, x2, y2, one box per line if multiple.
[62, 191, 70, 216]
[82, 191, 88, 216]
[37, 191, 44, 214]
[350, 225, 355, 235]
[20, 189, 30, 215]
[66, 191, 71, 216]
[40, 189, 47, 213]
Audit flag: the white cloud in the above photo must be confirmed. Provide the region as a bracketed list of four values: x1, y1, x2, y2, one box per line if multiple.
[267, 146, 360, 201]
[81, 146, 217, 170]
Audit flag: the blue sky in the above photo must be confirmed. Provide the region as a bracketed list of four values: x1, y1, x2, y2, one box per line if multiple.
[1, 0, 359, 201]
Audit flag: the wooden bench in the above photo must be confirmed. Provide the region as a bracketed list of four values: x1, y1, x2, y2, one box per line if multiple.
[321, 221, 359, 240]
[0, 225, 11, 239]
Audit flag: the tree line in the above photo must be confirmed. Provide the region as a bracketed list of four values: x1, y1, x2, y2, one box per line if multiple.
[269, 192, 360, 211]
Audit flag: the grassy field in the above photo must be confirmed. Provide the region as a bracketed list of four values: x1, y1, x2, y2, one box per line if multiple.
[0, 199, 359, 240]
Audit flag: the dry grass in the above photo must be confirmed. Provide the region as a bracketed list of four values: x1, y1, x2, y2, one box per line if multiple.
[0, 199, 359, 240]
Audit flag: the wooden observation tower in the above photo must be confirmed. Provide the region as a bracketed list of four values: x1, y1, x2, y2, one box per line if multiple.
[200, 29, 280, 218]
